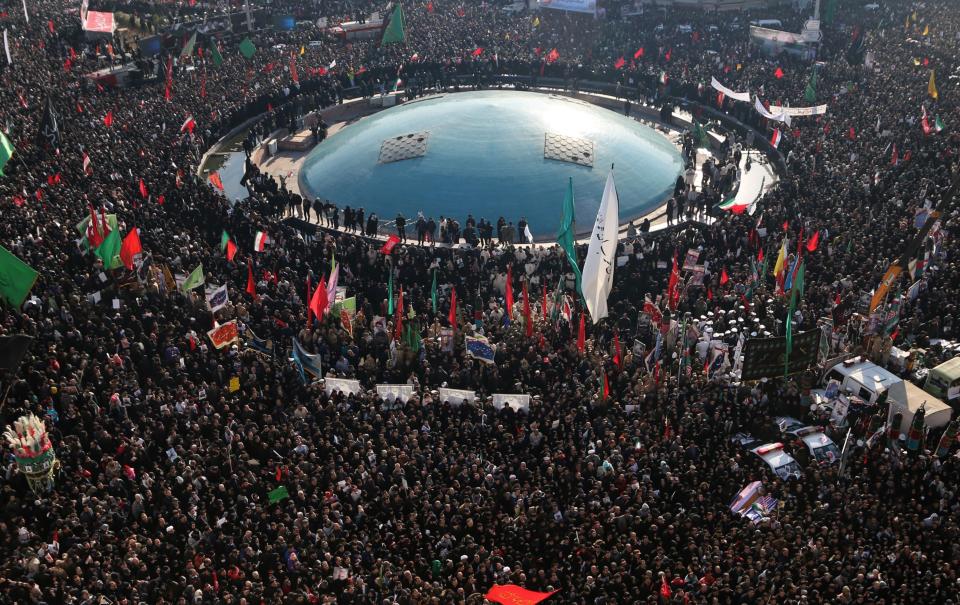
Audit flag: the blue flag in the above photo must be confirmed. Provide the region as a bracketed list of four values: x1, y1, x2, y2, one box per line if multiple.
[465, 336, 496, 363]
[291, 338, 323, 382]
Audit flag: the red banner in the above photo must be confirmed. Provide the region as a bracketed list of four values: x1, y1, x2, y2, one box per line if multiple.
[485, 585, 557, 605]
[207, 320, 239, 349]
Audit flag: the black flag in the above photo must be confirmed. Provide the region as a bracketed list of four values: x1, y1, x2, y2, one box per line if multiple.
[0, 334, 34, 375]
[37, 97, 61, 151]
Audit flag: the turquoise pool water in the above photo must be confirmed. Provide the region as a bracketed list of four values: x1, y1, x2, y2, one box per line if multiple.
[299, 90, 683, 238]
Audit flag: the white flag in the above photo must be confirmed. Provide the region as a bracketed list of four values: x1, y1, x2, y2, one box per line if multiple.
[206, 284, 229, 312]
[524, 223, 534, 244]
[581, 169, 619, 324]
[3, 30, 10, 65]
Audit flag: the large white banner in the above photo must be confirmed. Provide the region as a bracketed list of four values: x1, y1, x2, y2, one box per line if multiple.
[492, 393, 531, 412]
[376, 384, 415, 402]
[710, 77, 752, 103]
[749, 25, 802, 44]
[325, 378, 361, 396]
[768, 103, 829, 116]
[538, 0, 596, 14]
[438, 388, 476, 406]
[754, 98, 792, 126]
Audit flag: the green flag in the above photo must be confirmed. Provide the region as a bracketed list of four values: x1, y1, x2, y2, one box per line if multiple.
[0, 130, 14, 176]
[94, 229, 122, 270]
[804, 70, 817, 103]
[387, 270, 394, 315]
[239, 38, 256, 59]
[556, 177, 583, 297]
[693, 122, 710, 148]
[182, 263, 205, 293]
[220, 230, 230, 252]
[431, 269, 438, 314]
[381, 4, 405, 45]
[784, 261, 804, 375]
[209, 41, 224, 67]
[268, 485, 289, 504]
[0, 245, 38, 307]
[181, 31, 198, 58]
[823, 0, 837, 24]
[336, 296, 357, 316]
[935, 115, 945, 133]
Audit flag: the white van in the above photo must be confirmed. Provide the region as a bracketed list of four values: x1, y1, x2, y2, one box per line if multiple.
[750, 442, 802, 481]
[822, 357, 952, 433]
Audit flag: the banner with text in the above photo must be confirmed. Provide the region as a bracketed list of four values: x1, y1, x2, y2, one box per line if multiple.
[538, 0, 596, 14]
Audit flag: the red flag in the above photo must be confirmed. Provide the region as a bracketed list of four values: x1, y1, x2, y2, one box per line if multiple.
[472, 47, 484, 57]
[774, 67, 784, 79]
[523, 281, 532, 337]
[806, 230, 820, 252]
[180, 116, 197, 134]
[448, 287, 457, 331]
[103, 110, 113, 127]
[757, 248, 764, 262]
[246, 264, 257, 300]
[158, 194, 165, 206]
[63, 58, 72, 72]
[667, 252, 680, 310]
[613, 331, 622, 368]
[717, 91, 725, 107]
[848, 126, 856, 140]
[664, 48, 672, 61]
[577, 312, 585, 354]
[706, 286, 713, 301]
[86, 204, 103, 248]
[48, 20, 55, 34]
[505, 265, 514, 318]
[275, 466, 282, 482]
[485, 585, 557, 605]
[782, 220, 789, 232]
[427, 1, 434, 12]
[614, 56, 625, 69]
[891, 143, 898, 166]
[120, 229, 143, 270]
[541, 284, 548, 318]
[310, 276, 328, 318]
[720, 267, 730, 286]
[457, 6, 465, 17]
[602, 373, 610, 400]
[634, 47, 644, 59]
[209, 172, 224, 191]
[380, 234, 401, 254]
[546, 48, 559, 63]
[138, 178, 148, 199]
[660, 578, 672, 599]
[903, 149, 912, 162]
[226, 239, 237, 262]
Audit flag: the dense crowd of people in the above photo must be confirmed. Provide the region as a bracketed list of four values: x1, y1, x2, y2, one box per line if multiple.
[1, 0, 960, 604]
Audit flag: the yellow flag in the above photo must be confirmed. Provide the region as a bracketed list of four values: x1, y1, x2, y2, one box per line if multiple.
[929, 70, 939, 100]
[912, 11, 917, 22]
[922, 24, 929, 36]
[300, 45, 305, 56]
[773, 238, 787, 277]
[913, 58, 920, 66]
[532, 16, 540, 28]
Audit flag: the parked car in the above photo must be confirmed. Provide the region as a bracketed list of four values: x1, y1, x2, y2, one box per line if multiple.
[750, 442, 802, 481]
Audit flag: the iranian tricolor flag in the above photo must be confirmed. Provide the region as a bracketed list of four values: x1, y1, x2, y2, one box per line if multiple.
[180, 116, 196, 134]
[718, 197, 749, 214]
[770, 128, 782, 148]
[254, 231, 269, 252]
[82, 152, 92, 175]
